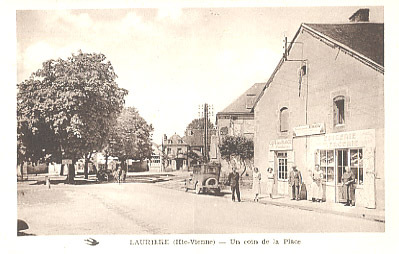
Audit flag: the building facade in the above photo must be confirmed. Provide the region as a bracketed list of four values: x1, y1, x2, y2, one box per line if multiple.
[253, 11, 384, 209]
[162, 134, 189, 171]
[149, 143, 163, 172]
[211, 83, 264, 175]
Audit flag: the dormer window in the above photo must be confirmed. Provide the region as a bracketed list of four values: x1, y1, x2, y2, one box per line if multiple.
[246, 94, 256, 109]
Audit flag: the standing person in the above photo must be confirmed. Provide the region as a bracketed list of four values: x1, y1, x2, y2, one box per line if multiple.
[311, 164, 323, 202]
[342, 166, 355, 206]
[116, 163, 122, 183]
[252, 167, 261, 202]
[227, 167, 241, 202]
[288, 165, 302, 201]
[266, 167, 275, 199]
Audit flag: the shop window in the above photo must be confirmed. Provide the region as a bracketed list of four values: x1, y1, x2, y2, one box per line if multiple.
[280, 107, 289, 132]
[277, 152, 288, 180]
[320, 150, 334, 183]
[350, 149, 363, 185]
[333, 96, 345, 126]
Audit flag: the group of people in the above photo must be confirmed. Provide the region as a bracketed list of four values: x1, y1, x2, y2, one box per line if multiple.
[227, 166, 275, 202]
[226, 164, 356, 207]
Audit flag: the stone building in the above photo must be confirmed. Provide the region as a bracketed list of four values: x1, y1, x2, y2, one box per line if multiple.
[211, 82, 265, 175]
[162, 134, 189, 171]
[253, 9, 384, 209]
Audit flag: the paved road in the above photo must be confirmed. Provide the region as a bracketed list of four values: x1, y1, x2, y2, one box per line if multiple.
[17, 181, 384, 235]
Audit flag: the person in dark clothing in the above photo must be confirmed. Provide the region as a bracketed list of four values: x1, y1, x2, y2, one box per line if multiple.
[227, 167, 241, 202]
[288, 165, 302, 201]
[342, 166, 355, 206]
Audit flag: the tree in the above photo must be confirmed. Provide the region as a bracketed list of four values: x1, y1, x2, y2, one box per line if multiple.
[218, 135, 254, 175]
[105, 107, 153, 171]
[186, 118, 214, 130]
[17, 50, 128, 182]
[185, 117, 215, 164]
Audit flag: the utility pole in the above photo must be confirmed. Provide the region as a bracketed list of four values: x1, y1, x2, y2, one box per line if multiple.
[204, 103, 208, 163]
[198, 103, 214, 164]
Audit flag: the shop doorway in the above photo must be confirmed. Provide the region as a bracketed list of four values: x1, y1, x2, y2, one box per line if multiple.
[335, 149, 348, 203]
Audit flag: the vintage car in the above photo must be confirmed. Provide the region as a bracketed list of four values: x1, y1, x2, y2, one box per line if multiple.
[185, 163, 221, 194]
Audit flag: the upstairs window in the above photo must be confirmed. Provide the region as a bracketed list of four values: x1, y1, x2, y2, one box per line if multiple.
[280, 107, 289, 132]
[334, 96, 345, 126]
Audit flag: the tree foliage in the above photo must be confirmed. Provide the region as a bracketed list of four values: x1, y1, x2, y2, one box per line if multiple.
[219, 135, 254, 174]
[186, 118, 214, 130]
[106, 107, 154, 164]
[17, 51, 128, 182]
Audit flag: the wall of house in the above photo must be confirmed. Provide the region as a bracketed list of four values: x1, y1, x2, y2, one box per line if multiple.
[215, 114, 256, 176]
[254, 29, 384, 209]
[217, 115, 255, 138]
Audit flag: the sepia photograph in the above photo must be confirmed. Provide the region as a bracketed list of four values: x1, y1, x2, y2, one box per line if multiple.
[15, 5, 387, 237]
[2, 0, 398, 252]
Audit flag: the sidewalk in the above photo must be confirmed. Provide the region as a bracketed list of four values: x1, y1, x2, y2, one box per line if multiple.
[233, 188, 385, 223]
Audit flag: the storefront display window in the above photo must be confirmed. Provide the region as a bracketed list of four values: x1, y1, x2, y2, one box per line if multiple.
[320, 150, 334, 182]
[350, 149, 363, 185]
[277, 152, 288, 180]
[319, 148, 363, 185]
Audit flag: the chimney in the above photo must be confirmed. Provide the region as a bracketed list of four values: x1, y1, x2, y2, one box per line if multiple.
[349, 8, 369, 22]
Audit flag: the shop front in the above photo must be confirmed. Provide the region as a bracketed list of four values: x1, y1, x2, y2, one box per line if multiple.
[309, 129, 376, 208]
[267, 129, 376, 208]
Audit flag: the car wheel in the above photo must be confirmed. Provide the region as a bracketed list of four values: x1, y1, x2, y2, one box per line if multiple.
[195, 183, 201, 194]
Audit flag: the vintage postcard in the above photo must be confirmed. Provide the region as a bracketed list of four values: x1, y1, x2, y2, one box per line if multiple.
[2, 0, 398, 253]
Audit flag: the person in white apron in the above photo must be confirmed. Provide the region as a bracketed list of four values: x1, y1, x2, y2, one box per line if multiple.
[311, 164, 323, 202]
[252, 167, 261, 202]
[266, 167, 275, 198]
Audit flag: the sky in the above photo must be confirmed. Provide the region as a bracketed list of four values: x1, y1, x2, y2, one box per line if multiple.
[16, 6, 384, 144]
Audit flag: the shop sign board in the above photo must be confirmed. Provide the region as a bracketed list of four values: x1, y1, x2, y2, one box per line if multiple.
[62, 159, 73, 165]
[269, 138, 292, 151]
[293, 123, 325, 137]
[322, 129, 375, 149]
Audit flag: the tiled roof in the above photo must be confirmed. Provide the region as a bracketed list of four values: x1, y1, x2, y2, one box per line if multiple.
[219, 82, 265, 114]
[304, 23, 384, 66]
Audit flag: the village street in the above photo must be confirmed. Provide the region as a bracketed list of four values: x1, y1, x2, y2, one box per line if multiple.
[17, 175, 384, 235]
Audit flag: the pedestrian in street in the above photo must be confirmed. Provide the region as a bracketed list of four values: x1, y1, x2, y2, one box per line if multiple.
[227, 167, 241, 202]
[266, 167, 275, 198]
[252, 167, 261, 202]
[288, 165, 302, 201]
[311, 164, 323, 202]
[342, 166, 355, 206]
[116, 163, 122, 184]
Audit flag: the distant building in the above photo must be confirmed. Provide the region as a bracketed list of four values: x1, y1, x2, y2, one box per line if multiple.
[216, 82, 265, 139]
[149, 143, 163, 172]
[162, 134, 189, 171]
[211, 82, 264, 174]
